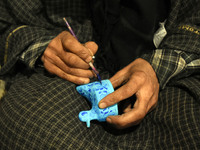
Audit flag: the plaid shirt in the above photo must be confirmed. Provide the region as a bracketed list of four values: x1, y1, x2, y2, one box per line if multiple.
[0, 1, 200, 149]
[141, 0, 200, 88]
[0, 0, 93, 73]
[0, 0, 200, 89]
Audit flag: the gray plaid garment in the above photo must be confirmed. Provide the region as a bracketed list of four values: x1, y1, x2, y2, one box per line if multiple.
[0, 0, 200, 149]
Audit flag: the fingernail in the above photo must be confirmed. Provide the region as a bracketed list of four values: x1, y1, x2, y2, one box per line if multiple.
[107, 117, 112, 123]
[85, 56, 92, 63]
[99, 102, 106, 108]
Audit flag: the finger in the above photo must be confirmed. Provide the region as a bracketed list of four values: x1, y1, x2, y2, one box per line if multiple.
[99, 78, 140, 109]
[109, 68, 130, 88]
[84, 41, 98, 56]
[106, 89, 151, 129]
[55, 67, 90, 84]
[45, 54, 94, 78]
[61, 31, 93, 63]
[43, 56, 90, 84]
[106, 106, 146, 129]
[43, 46, 89, 69]
[64, 68, 94, 79]
[107, 92, 148, 129]
[61, 51, 90, 69]
[44, 44, 91, 69]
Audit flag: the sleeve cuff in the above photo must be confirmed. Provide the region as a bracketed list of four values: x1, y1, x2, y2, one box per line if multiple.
[141, 49, 186, 89]
[20, 36, 55, 69]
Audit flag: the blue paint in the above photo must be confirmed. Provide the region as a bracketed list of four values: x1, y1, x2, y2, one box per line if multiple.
[103, 91, 107, 94]
[76, 80, 118, 128]
[104, 112, 109, 115]
[81, 112, 88, 116]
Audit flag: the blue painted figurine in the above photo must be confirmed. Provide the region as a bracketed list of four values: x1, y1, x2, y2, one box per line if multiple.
[76, 80, 118, 128]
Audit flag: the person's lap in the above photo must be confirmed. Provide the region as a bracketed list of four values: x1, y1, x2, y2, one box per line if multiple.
[0, 69, 200, 149]
[0, 69, 118, 149]
[115, 76, 200, 149]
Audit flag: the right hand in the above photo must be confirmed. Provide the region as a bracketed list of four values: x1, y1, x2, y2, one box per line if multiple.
[41, 31, 98, 84]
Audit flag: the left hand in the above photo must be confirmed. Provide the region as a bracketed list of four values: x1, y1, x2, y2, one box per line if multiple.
[99, 58, 159, 129]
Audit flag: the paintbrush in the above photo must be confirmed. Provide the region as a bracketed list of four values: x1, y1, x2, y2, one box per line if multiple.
[63, 17, 102, 83]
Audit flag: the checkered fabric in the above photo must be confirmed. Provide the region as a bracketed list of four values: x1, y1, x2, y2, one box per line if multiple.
[0, 0, 93, 74]
[1, 69, 200, 149]
[0, 0, 200, 149]
[141, 0, 200, 89]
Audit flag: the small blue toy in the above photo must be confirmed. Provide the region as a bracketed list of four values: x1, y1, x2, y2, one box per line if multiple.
[76, 80, 118, 128]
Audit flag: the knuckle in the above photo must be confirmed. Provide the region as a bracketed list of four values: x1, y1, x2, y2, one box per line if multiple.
[64, 38, 74, 48]
[108, 97, 117, 105]
[64, 38, 73, 46]
[78, 49, 88, 57]
[48, 39, 57, 48]
[134, 71, 147, 83]
[43, 50, 52, 58]
[67, 54, 76, 64]
[60, 31, 68, 35]
[60, 31, 71, 39]
[65, 67, 73, 74]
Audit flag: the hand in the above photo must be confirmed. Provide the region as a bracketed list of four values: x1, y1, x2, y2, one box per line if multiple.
[99, 58, 159, 129]
[41, 31, 98, 84]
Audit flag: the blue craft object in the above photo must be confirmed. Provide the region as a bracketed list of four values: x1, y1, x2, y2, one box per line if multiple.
[76, 80, 118, 128]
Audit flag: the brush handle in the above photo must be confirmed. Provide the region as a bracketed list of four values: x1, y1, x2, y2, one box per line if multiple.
[63, 18, 78, 40]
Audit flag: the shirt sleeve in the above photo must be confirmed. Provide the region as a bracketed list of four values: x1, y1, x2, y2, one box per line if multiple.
[19, 36, 55, 69]
[0, 0, 93, 75]
[141, 0, 200, 89]
[0, 0, 61, 75]
[141, 49, 200, 89]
